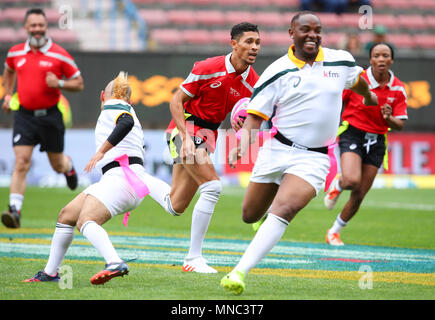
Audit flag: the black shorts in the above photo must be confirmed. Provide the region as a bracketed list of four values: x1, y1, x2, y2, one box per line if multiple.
[165, 131, 210, 164]
[338, 124, 386, 168]
[12, 105, 65, 153]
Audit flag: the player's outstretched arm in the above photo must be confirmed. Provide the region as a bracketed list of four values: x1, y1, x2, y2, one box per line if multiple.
[351, 76, 378, 106]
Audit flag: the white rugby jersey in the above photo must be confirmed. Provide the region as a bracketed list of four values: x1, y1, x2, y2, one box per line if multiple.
[248, 46, 363, 148]
[94, 99, 145, 169]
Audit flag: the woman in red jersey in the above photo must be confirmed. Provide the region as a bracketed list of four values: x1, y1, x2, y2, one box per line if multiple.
[324, 42, 408, 245]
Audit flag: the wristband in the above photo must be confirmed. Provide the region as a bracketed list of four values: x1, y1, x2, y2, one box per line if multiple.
[58, 80, 65, 88]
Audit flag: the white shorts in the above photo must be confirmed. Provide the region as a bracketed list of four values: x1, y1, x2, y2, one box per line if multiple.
[83, 164, 146, 217]
[249, 138, 330, 195]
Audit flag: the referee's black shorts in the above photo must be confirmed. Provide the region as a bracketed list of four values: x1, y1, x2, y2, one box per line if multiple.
[338, 124, 386, 168]
[12, 105, 65, 153]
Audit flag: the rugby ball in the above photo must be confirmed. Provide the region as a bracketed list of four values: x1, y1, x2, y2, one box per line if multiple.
[230, 97, 250, 131]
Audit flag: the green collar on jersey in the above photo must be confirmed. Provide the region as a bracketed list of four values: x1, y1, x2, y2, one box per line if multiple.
[103, 103, 131, 112]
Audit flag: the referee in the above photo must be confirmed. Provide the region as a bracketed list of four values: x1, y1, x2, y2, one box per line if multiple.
[1, 8, 84, 229]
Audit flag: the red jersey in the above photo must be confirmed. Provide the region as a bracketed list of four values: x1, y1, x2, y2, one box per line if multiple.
[166, 53, 259, 150]
[341, 67, 408, 134]
[5, 38, 81, 110]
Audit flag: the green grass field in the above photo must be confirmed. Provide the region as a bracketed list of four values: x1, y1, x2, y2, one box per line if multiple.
[1, 186, 434, 301]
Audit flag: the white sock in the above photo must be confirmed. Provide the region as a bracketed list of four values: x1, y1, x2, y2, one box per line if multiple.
[186, 180, 221, 260]
[335, 178, 342, 192]
[142, 172, 180, 216]
[9, 193, 24, 211]
[44, 222, 74, 276]
[235, 213, 288, 274]
[329, 213, 347, 234]
[80, 220, 122, 264]
[66, 156, 73, 171]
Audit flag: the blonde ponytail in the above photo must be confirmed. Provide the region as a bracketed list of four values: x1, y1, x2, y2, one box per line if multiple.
[111, 71, 131, 101]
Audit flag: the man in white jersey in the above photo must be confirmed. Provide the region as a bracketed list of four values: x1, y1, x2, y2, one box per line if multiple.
[220, 12, 378, 294]
[23, 72, 159, 285]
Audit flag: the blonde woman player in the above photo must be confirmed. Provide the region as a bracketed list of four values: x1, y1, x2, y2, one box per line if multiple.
[23, 72, 166, 285]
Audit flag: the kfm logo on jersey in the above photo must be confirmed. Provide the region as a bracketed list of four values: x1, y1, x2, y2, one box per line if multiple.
[324, 70, 340, 78]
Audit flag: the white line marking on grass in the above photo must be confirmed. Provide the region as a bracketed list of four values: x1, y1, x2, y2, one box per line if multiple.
[308, 201, 435, 212]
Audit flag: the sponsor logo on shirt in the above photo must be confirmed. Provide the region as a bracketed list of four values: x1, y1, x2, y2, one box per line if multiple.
[387, 97, 396, 103]
[230, 87, 240, 97]
[324, 70, 340, 78]
[291, 76, 301, 88]
[210, 81, 222, 88]
[40, 60, 53, 68]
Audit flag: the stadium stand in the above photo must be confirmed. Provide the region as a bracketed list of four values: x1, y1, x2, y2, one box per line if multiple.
[0, 0, 434, 56]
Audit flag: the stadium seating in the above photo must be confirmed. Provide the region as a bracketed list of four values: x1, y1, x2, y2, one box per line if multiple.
[225, 11, 254, 25]
[0, 27, 16, 43]
[1, 0, 434, 54]
[195, 10, 226, 26]
[2, 7, 28, 23]
[167, 9, 196, 25]
[340, 14, 360, 29]
[397, 15, 428, 30]
[182, 29, 211, 44]
[263, 31, 290, 46]
[210, 29, 230, 45]
[150, 28, 183, 45]
[384, 0, 414, 10]
[48, 29, 78, 44]
[388, 33, 416, 48]
[139, 9, 168, 26]
[372, 14, 396, 29]
[427, 15, 435, 29]
[315, 13, 342, 29]
[414, 34, 435, 49]
[322, 32, 346, 47]
[253, 12, 285, 28]
[413, 0, 435, 10]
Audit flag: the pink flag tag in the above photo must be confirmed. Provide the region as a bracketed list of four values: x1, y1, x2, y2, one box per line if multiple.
[114, 154, 150, 227]
[122, 212, 130, 227]
[325, 143, 338, 192]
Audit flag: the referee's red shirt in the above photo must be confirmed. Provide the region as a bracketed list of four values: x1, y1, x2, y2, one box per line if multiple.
[342, 67, 408, 134]
[166, 53, 259, 149]
[5, 38, 81, 110]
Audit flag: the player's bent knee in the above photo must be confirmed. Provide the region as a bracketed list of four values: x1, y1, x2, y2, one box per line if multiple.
[14, 157, 31, 173]
[170, 201, 188, 215]
[341, 177, 360, 190]
[194, 180, 222, 214]
[51, 162, 65, 173]
[199, 180, 222, 201]
[57, 207, 76, 226]
[241, 206, 263, 224]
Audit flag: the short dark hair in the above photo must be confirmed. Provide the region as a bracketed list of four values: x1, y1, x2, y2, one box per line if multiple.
[24, 8, 46, 24]
[231, 22, 259, 40]
[290, 11, 320, 27]
[369, 42, 394, 60]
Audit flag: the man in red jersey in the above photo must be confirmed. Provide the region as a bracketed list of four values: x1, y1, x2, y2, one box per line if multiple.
[1, 8, 84, 229]
[324, 43, 407, 245]
[152, 22, 260, 273]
